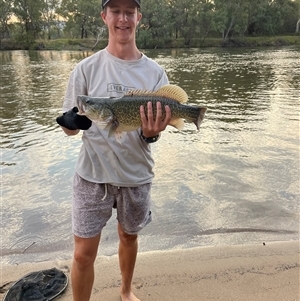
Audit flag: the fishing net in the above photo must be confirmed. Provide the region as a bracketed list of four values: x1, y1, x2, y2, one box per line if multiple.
[3, 268, 68, 301]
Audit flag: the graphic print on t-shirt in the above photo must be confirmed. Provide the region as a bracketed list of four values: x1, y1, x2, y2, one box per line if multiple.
[107, 83, 135, 94]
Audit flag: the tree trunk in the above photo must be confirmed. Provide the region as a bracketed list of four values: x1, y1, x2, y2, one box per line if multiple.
[224, 17, 235, 41]
[200, 31, 208, 47]
[81, 25, 84, 39]
[92, 27, 105, 50]
[48, 22, 51, 40]
[296, 18, 300, 34]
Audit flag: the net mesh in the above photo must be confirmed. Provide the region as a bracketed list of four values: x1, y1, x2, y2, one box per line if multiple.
[4, 268, 68, 301]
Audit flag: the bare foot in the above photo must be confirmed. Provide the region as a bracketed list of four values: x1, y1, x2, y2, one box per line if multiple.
[120, 290, 140, 301]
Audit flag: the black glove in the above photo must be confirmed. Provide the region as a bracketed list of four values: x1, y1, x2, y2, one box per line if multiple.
[56, 107, 92, 130]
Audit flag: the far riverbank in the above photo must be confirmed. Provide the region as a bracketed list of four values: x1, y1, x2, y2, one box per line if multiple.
[1, 35, 299, 51]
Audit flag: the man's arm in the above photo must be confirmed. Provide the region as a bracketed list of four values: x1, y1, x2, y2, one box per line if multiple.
[60, 127, 80, 136]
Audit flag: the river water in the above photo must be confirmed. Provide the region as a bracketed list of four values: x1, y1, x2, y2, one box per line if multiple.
[1, 47, 299, 265]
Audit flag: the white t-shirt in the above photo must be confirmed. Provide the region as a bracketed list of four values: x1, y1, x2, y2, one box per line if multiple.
[63, 48, 169, 186]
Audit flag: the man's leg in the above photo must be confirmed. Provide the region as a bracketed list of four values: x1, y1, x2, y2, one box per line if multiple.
[71, 234, 101, 301]
[118, 223, 140, 301]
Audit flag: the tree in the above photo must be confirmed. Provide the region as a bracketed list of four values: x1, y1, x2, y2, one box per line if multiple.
[40, 0, 62, 40]
[268, 0, 292, 34]
[253, 0, 299, 35]
[58, 0, 102, 39]
[296, 0, 300, 33]
[0, 0, 13, 41]
[213, 0, 251, 41]
[198, 1, 215, 46]
[1, 0, 299, 47]
[12, 0, 44, 46]
[169, 0, 207, 46]
[255, 0, 273, 35]
[279, 0, 300, 34]
[138, 0, 173, 47]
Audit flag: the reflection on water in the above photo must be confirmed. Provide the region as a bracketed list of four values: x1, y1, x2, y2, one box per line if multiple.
[1, 47, 299, 264]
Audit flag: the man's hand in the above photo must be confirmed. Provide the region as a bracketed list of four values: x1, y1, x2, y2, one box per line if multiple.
[140, 101, 171, 138]
[56, 107, 92, 131]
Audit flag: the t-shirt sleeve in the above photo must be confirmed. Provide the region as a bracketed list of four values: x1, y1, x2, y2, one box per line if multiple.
[154, 69, 169, 91]
[62, 67, 87, 112]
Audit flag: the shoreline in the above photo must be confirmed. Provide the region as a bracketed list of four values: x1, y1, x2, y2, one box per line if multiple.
[0, 35, 299, 51]
[1, 240, 299, 301]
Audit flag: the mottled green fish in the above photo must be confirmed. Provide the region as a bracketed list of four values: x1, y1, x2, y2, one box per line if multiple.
[77, 84, 207, 137]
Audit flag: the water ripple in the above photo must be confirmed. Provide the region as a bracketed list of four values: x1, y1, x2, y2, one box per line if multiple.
[1, 48, 299, 264]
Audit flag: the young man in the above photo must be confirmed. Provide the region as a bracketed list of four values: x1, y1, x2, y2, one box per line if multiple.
[56, 0, 171, 300]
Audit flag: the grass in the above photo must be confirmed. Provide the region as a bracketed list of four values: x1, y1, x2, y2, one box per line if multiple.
[0, 35, 299, 51]
[224, 35, 300, 47]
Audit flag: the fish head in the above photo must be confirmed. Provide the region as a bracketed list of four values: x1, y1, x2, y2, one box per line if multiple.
[76, 95, 112, 121]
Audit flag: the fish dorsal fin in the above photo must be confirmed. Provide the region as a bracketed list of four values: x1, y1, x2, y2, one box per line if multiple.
[156, 84, 188, 103]
[124, 84, 188, 104]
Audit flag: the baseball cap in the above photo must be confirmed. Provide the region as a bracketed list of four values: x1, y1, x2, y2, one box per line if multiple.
[102, 0, 141, 8]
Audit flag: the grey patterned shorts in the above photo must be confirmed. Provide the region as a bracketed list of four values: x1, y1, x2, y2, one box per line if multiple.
[72, 173, 152, 238]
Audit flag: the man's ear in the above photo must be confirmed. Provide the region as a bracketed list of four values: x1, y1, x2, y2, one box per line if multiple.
[101, 11, 107, 25]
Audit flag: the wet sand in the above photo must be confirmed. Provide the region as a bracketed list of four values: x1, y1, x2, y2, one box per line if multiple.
[1, 241, 299, 301]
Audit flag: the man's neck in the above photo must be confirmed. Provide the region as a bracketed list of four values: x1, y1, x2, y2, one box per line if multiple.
[106, 42, 141, 61]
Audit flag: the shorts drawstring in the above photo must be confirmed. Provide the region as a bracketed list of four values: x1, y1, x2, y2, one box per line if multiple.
[102, 183, 107, 200]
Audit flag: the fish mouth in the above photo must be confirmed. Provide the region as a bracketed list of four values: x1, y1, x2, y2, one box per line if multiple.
[76, 95, 87, 115]
[77, 105, 86, 115]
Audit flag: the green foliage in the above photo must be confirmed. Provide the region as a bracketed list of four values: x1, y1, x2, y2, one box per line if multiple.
[40, 0, 62, 40]
[13, 28, 37, 49]
[0, 0, 13, 40]
[58, 0, 103, 39]
[12, 0, 43, 36]
[138, 0, 173, 46]
[1, 0, 299, 48]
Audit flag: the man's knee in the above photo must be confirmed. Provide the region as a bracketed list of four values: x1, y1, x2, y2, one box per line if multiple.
[118, 224, 138, 246]
[73, 248, 96, 269]
[73, 235, 100, 268]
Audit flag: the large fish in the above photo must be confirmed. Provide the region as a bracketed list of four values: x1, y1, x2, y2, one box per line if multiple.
[77, 84, 207, 138]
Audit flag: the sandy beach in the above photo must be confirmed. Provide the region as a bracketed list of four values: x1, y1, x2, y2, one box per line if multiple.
[1, 241, 299, 301]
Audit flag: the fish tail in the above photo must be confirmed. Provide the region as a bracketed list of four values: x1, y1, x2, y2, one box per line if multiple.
[194, 107, 207, 130]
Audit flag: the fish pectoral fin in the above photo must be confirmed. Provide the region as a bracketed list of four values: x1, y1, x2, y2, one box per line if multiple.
[168, 118, 185, 130]
[94, 115, 115, 131]
[115, 131, 127, 144]
[95, 120, 109, 129]
[106, 119, 120, 137]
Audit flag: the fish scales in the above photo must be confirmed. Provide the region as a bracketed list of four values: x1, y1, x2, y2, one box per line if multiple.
[77, 84, 207, 138]
[110, 95, 201, 130]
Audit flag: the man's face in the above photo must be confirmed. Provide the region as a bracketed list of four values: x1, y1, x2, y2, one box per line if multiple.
[101, 0, 142, 45]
